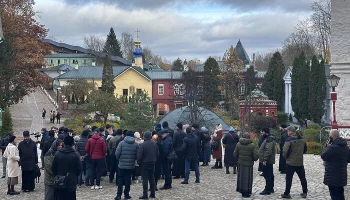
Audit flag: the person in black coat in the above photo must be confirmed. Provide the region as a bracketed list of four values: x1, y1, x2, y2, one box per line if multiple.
[222, 127, 239, 174]
[137, 132, 159, 199]
[18, 131, 38, 192]
[42, 130, 56, 163]
[321, 129, 350, 200]
[279, 125, 288, 174]
[258, 127, 269, 175]
[181, 127, 200, 184]
[159, 130, 173, 190]
[162, 121, 174, 139]
[172, 123, 186, 179]
[52, 136, 82, 200]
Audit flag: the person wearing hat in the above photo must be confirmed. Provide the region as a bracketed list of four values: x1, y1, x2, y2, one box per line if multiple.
[159, 129, 173, 190]
[18, 131, 38, 192]
[3, 135, 20, 195]
[76, 129, 91, 186]
[52, 136, 82, 199]
[1, 133, 12, 178]
[258, 127, 276, 195]
[40, 127, 49, 169]
[211, 124, 223, 169]
[108, 129, 123, 183]
[281, 126, 308, 199]
[200, 127, 211, 166]
[115, 130, 139, 200]
[222, 127, 239, 174]
[279, 125, 288, 174]
[42, 130, 56, 166]
[162, 121, 174, 139]
[85, 128, 107, 190]
[172, 122, 186, 179]
[258, 127, 270, 176]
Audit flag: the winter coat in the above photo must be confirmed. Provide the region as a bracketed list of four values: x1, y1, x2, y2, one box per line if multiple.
[18, 139, 38, 171]
[164, 127, 175, 139]
[279, 130, 288, 149]
[137, 133, 159, 164]
[85, 134, 107, 160]
[200, 131, 211, 147]
[160, 135, 173, 159]
[75, 136, 88, 157]
[40, 131, 49, 150]
[173, 130, 186, 152]
[3, 143, 20, 177]
[321, 137, 350, 187]
[0, 138, 9, 155]
[181, 133, 200, 160]
[44, 143, 59, 186]
[283, 133, 307, 166]
[212, 130, 223, 159]
[259, 135, 276, 164]
[222, 132, 239, 166]
[108, 135, 121, 156]
[42, 137, 55, 160]
[116, 136, 139, 169]
[233, 138, 259, 166]
[52, 146, 82, 191]
[258, 134, 267, 148]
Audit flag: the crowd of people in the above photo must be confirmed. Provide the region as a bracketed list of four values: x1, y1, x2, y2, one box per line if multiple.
[0, 122, 350, 200]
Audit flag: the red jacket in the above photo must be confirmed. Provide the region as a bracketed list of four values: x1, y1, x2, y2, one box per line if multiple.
[85, 134, 107, 159]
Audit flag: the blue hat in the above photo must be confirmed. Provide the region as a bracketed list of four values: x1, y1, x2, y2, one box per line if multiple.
[229, 127, 236, 132]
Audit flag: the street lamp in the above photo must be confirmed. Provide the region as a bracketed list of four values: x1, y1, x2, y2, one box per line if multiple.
[326, 74, 340, 129]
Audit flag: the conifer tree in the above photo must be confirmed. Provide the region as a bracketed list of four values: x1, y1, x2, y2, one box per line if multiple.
[203, 57, 220, 108]
[101, 55, 116, 94]
[262, 52, 285, 110]
[0, 107, 13, 137]
[104, 27, 123, 57]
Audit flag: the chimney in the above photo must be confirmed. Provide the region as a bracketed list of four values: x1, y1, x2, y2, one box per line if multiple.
[252, 53, 256, 68]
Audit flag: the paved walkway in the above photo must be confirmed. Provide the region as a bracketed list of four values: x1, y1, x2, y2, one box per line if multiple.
[0, 154, 349, 199]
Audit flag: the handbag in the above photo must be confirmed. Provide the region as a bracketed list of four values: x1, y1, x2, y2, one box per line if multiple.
[211, 140, 219, 150]
[54, 173, 69, 189]
[167, 150, 178, 161]
[34, 165, 41, 183]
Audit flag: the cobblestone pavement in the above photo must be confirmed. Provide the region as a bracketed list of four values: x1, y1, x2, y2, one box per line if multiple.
[1, 155, 349, 200]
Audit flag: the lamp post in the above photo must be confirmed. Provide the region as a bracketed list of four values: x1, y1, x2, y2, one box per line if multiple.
[326, 74, 340, 129]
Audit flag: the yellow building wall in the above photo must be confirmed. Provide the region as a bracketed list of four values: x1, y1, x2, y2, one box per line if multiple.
[113, 69, 152, 98]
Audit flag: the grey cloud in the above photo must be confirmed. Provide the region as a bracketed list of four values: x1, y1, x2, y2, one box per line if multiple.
[35, 1, 307, 62]
[59, 0, 314, 12]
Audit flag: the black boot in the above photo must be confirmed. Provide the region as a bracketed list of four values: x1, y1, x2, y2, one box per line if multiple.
[10, 185, 20, 195]
[233, 167, 237, 174]
[211, 160, 218, 169]
[218, 160, 223, 169]
[226, 166, 230, 174]
[7, 185, 11, 195]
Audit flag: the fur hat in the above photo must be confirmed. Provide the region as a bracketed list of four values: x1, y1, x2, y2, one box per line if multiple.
[126, 130, 134, 137]
[64, 136, 74, 146]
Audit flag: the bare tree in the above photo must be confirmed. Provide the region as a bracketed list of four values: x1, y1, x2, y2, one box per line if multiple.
[84, 35, 105, 52]
[254, 52, 274, 71]
[120, 32, 134, 60]
[282, 19, 316, 66]
[311, 0, 331, 63]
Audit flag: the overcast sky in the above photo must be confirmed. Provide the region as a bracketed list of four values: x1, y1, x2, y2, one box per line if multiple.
[34, 0, 315, 62]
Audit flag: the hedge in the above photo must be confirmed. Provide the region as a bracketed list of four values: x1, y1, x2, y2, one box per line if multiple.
[306, 142, 323, 155]
[303, 129, 318, 142]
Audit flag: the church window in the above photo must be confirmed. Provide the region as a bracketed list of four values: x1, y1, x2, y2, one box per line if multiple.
[158, 84, 164, 95]
[174, 84, 179, 95]
[179, 84, 185, 95]
[239, 84, 245, 95]
[129, 86, 135, 94]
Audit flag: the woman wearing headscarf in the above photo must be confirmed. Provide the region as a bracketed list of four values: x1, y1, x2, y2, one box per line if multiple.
[44, 139, 63, 200]
[222, 127, 239, 174]
[3, 135, 20, 195]
[233, 132, 259, 198]
[211, 124, 223, 169]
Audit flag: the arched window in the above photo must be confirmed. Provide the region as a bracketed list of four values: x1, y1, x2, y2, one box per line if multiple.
[179, 84, 185, 95]
[174, 84, 179, 95]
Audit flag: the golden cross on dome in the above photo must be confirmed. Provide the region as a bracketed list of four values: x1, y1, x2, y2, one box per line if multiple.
[135, 28, 141, 41]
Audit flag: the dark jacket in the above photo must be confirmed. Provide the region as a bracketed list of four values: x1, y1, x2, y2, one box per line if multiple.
[233, 138, 259, 166]
[116, 136, 139, 169]
[40, 131, 49, 150]
[259, 134, 276, 164]
[108, 135, 121, 156]
[181, 133, 200, 160]
[85, 134, 107, 159]
[18, 139, 38, 171]
[321, 137, 350, 187]
[75, 136, 88, 157]
[283, 133, 307, 166]
[222, 132, 239, 166]
[42, 137, 55, 159]
[164, 127, 175, 139]
[0, 138, 9, 155]
[258, 134, 268, 148]
[280, 130, 288, 149]
[200, 131, 211, 147]
[173, 129, 186, 152]
[52, 146, 82, 191]
[161, 135, 173, 158]
[137, 133, 159, 164]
